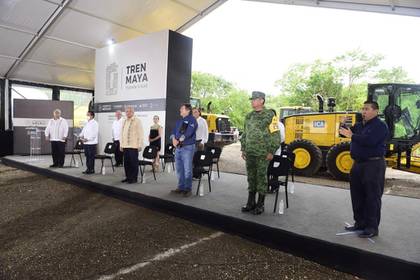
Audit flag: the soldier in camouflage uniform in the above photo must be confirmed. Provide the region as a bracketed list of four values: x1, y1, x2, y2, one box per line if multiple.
[240, 91, 281, 215]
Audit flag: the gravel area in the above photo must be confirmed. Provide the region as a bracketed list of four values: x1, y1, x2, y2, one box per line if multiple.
[0, 164, 359, 280]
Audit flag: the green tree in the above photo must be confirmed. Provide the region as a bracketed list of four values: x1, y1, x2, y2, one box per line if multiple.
[375, 66, 414, 83]
[191, 71, 251, 129]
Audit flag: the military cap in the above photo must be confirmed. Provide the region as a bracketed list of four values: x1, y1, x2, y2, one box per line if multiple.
[250, 91, 266, 100]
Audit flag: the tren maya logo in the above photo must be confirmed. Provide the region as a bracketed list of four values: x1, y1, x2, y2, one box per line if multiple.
[123, 62, 149, 90]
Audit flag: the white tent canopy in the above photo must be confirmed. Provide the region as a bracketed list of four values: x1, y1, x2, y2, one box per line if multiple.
[0, 0, 225, 89]
[1, 0, 419, 89]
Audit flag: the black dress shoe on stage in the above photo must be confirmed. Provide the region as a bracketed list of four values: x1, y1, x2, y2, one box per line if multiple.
[121, 178, 128, 183]
[50, 164, 58, 168]
[345, 224, 365, 231]
[127, 179, 138, 184]
[183, 190, 192, 197]
[358, 228, 378, 238]
[170, 188, 184, 194]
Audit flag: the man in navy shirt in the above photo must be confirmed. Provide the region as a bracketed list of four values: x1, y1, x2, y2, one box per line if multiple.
[340, 101, 389, 238]
[170, 103, 197, 197]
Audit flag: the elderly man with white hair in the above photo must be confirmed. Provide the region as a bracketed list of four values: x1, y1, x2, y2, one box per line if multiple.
[120, 106, 144, 184]
[45, 109, 69, 168]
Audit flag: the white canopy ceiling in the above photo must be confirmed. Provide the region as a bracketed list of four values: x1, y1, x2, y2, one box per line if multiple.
[0, 0, 225, 89]
[1, 0, 419, 89]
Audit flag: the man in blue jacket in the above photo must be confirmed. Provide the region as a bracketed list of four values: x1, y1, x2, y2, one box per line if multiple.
[170, 103, 198, 197]
[339, 100, 389, 238]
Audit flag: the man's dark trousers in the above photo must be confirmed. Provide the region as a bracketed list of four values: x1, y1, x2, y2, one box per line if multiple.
[123, 148, 139, 181]
[51, 141, 65, 167]
[84, 144, 97, 172]
[350, 159, 386, 231]
[113, 140, 123, 165]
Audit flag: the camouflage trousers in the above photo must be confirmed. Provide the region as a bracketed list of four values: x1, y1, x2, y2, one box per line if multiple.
[245, 155, 269, 195]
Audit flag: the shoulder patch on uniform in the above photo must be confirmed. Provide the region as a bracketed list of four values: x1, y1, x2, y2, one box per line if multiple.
[268, 115, 280, 133]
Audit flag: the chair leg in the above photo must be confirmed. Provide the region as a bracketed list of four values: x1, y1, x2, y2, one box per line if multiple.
[152, 165, 156, 181]
[70, 154, 75, 166]
[217, 161, 220, 178]
[273, 189, 279, 213]
[208, 172, 212, 192]
[79, 154, 83, 166]
[100, 159, 104, 173]
[285, 184, 289, 208]
[110, 158, 115, 172]
[196, 175, 202, 196]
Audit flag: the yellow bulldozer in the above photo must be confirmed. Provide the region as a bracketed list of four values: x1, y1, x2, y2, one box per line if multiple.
[283, 83, 420, 180]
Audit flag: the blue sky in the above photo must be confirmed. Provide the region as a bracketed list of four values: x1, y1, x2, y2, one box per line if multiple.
[183, 0, 420, 94]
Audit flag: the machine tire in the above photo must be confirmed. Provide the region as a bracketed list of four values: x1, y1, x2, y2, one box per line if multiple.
[288, 139, 323, 176]
[326, 142, 353, 181]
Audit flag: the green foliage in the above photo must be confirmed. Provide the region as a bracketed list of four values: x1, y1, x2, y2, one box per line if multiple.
[375, 66, 414, 83]
[275, 49, 413, 111]
[191, 72, 251, 129]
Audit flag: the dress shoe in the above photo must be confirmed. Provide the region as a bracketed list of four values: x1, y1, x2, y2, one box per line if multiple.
[121, 178, 128, 183]
[358, 228, 378, 238]
[127, 179, 138, 184]
[345, 224, 365, 231]
[170, 188, 184, 194]
[50, 164, 58, 168]
[183, 190, 192, 197]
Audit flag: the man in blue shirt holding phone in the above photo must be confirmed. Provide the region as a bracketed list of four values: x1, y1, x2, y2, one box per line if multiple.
[339, 100, 389, 238]
[170, 103, 197, 197]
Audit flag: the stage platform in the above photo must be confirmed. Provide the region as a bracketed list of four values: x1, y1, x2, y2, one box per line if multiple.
[2, 155, 420, 280]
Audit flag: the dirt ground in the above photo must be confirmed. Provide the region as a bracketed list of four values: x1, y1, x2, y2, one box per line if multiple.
[219, 143, 420, 199]
[0, 164, 359, 280]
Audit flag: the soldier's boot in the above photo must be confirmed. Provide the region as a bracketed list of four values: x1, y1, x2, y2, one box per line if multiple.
[252, 194, 265, 215]
[241, 192, 256, 212]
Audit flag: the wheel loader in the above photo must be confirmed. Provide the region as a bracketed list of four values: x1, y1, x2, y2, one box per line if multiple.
[283, 83, 420, 180]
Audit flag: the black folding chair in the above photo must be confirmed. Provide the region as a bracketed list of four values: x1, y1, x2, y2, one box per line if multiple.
[206, 146, 222, 178]
[193, 151, 214, 196]
[66, 139, 84, 167]
[159, 143, 175, 171]
[139, 145, 159, 181]
[95, 142, 116, 173]
[267, 154, 292, 212]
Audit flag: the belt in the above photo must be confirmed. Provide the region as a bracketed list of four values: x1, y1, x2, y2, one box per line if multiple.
[355, 157, 384, 163]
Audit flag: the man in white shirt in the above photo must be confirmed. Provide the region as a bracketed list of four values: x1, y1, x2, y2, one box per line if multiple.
[192, 108, 208, 151]
[45, 109, 69, 168]
[275, 120, 286, 155]
[112, 110, 124, 167]
[79, 111, 99, 174]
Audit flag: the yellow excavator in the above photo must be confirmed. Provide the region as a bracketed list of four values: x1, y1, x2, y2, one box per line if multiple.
[283, 83, 420, 180]
[190, 98, 235, 147]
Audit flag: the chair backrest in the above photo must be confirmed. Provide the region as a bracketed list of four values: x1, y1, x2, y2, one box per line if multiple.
[193, 151, 213, 167]
[165, 143, 175, 155]
[206, 146, 222, 159]
[143, 145, 159, 160]
[104, 142, 116, 154]
[281, 149, 296, 168]
[267, 155, 291, 177]
[74, 139, 84, 150]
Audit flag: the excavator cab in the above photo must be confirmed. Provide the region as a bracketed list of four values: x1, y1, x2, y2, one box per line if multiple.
[368, 83, 420, 172]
